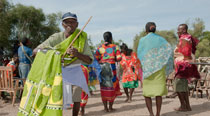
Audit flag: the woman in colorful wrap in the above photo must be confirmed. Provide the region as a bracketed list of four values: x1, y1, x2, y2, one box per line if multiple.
[18, 12, 93, 116]
[95, 31, 122, 112]
[137, 22, 173, 116]
[120, 43, 142, 103]
[173, 24, 200, 112]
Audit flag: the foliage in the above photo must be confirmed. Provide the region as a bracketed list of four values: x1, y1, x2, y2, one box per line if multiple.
[0, 0, 61, 56]
[0, 0, 12, 49]
[195, 31, 210, 57]
[9, 4, 61, 48]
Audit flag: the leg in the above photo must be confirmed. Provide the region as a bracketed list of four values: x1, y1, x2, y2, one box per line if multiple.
[144, 97, 154, 116]
[183, 92, 192, 111]
[129, 88, 135, 102]
[12, 91, 16, 106]
[155, 96, 162, 116]
[102, 101, 109, 112]
[80, 106, 85, 116]
[109, 101, 116, 112]
[73, 102, 80, 116]
[174, 92, 187, 111]
[123, 88, 129, 102]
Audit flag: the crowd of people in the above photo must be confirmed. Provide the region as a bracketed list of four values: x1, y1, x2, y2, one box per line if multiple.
[0, 12, 201, 116]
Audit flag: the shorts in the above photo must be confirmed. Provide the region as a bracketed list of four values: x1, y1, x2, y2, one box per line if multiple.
[72, 85, 82, 102]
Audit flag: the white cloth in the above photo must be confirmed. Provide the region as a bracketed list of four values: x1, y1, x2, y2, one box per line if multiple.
[62, 64, 90, 109]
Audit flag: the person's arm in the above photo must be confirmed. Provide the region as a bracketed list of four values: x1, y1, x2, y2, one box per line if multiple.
[67, 40, 93, 64]
[33, 33, 62, 55]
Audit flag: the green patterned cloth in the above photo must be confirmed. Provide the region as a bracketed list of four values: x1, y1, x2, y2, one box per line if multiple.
[18, 29, 87, 116]
[122, 80, 139, 88]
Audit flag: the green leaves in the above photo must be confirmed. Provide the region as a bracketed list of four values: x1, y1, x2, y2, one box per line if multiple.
[0, 0, 61, 56]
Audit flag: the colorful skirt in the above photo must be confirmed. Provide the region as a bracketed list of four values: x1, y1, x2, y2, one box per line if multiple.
[100, 63, 122, 102]
[143, 66, 167, 97]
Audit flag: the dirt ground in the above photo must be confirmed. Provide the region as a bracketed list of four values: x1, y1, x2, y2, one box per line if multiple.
[1, 84, 210, 116]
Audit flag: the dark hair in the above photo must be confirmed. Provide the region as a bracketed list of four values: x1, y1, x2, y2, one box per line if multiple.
[127, 49, 133, 56]
[13, 54, 18, 58]
[145, 22, 156, 33]
[20, 37, 29, 46]
[179, 24, 188, 30]
[103, 31, 112, 45]
[120, 43, 128, 51]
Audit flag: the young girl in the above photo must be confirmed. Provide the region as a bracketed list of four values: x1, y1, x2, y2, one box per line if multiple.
[120, 43, 142, 102]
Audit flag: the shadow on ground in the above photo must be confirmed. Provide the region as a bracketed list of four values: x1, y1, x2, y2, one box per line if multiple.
[162, 102, 210, 116]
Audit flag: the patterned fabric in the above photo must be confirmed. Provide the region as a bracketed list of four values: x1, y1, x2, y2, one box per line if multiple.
[18, 46, 33, 64]
[137, 33, 173, 79]
[80, 65, 89, 107]
[18, 29, 87, 116]
[95, 44, 121, 64]
[88, 57, 102, 82]
[36, 30, 93, 66]
[174, 33, 200, 79]
[95, 43, 122, 102]
[178, 33, 199, 55]
[120, 52, 142, 88]
[6, 60, 17, 77]
[88, 67, 97, 91]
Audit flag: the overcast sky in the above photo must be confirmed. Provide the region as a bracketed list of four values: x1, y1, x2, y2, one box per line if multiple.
[11, 0, 210, 47]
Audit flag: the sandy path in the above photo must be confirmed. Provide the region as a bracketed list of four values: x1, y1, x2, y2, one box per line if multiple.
[1, 85, 210, 116]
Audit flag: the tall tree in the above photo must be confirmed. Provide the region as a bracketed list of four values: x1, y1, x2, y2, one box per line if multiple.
[188, 18, 205, 39]
[0, 0, 12, 49]
[9, 4, 61, 48]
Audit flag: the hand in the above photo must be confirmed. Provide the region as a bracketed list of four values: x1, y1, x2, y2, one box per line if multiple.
[67, 47, 79, 57]
[64, 26, 72, 38]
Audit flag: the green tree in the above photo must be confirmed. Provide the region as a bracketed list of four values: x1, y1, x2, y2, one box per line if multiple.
[188, 18, 205, 39]
[0, 0, 12, 49]
[87, 35, 95, 52]
[9, 4, 61, 48]
[195, 31, 210, 57]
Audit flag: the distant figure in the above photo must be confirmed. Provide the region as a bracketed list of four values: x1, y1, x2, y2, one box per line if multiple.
[18, 37, 33, 79]
[120, 43, 142, 103]
[137, 22, 173, 116]
[95, 31, 122, 112]
[173, 24, 200, 112]
[6, 54, 19, 77]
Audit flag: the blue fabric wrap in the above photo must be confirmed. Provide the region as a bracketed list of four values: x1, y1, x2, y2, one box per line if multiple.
[137, 33, 174, 79]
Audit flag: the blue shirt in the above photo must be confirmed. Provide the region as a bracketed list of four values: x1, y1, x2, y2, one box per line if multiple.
[18, 46, 33, 64]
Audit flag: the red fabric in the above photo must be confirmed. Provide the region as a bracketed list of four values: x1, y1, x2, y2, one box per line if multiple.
[175, 60, 200, 79]
[80, 65, 89, 107]
[178, 33, 199, 56]
[100, 87, 116, 102]
[120, 52, 142, 83]
[175, 33, 200, 79]
[6, 61, 17, 77]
